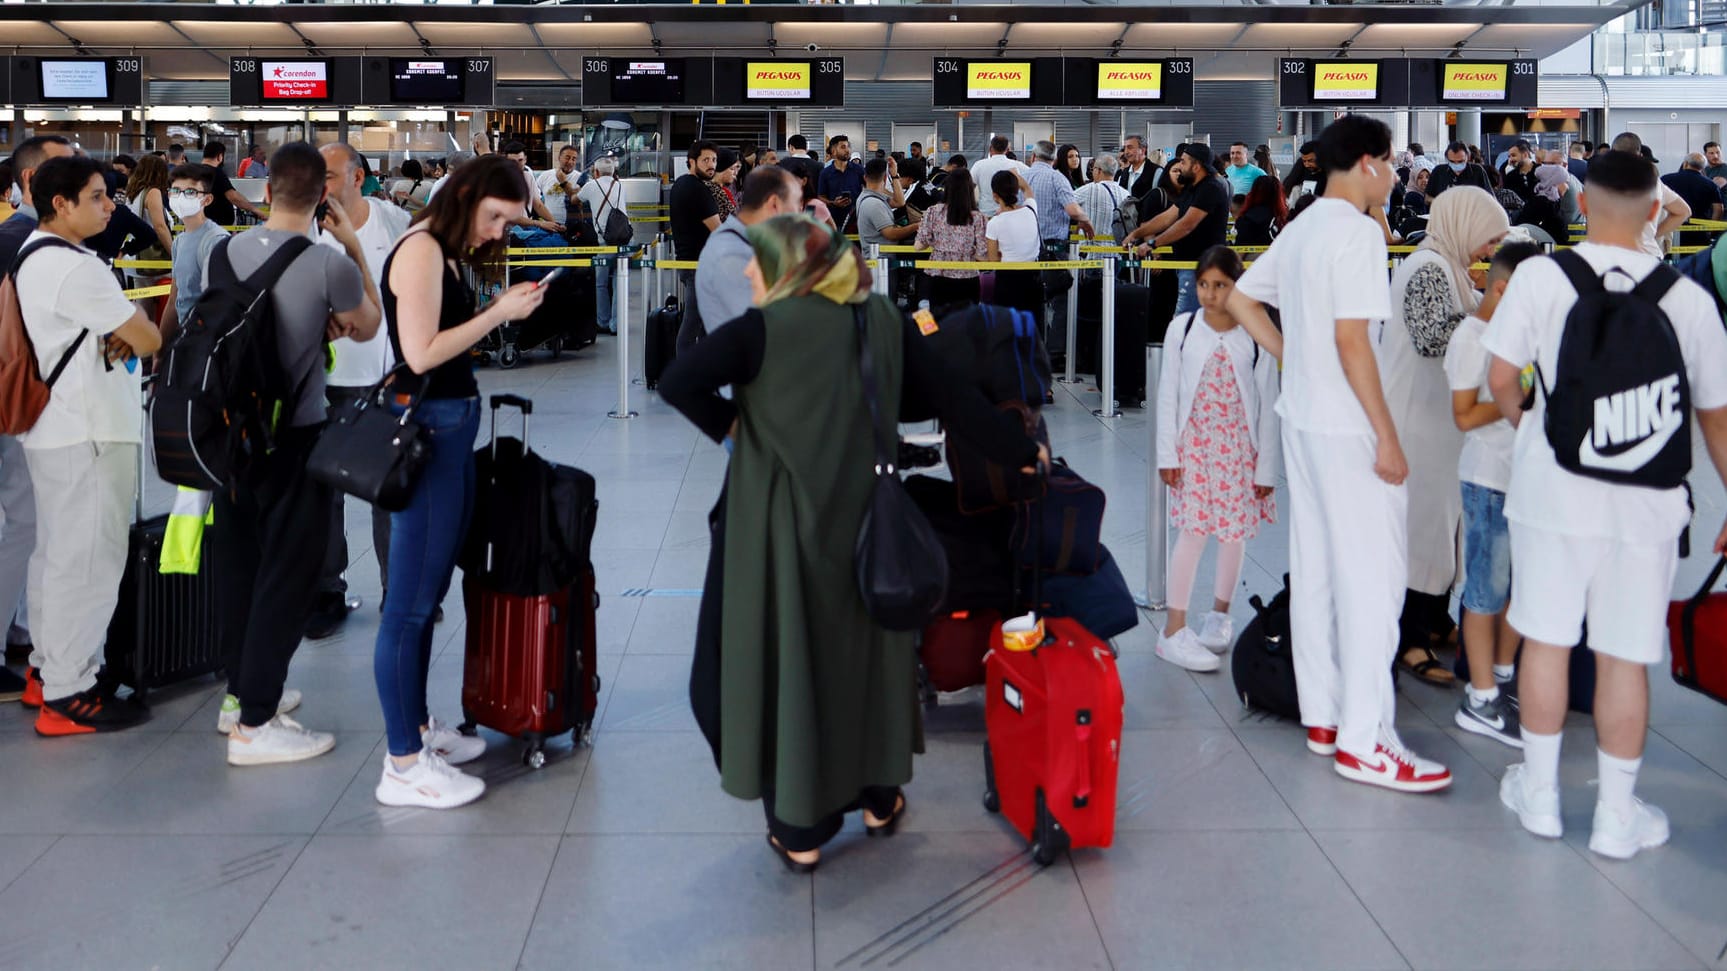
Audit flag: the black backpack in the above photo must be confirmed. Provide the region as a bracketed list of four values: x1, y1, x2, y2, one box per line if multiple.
[1230, 575, 1300, 721]
[151, 235, 315, 491]
[1535, 250, 1691, 489]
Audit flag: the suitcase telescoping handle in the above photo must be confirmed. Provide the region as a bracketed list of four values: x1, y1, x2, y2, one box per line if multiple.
[1679, 556, 1727, 681]
[488, 394, 533, 464]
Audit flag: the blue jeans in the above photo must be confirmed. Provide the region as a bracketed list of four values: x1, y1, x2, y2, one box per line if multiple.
[596, 259, 614, 333]
[1175, 269, 1199, 315]
[1460, 481, 1512, 615]
[375, 396, 480, 756]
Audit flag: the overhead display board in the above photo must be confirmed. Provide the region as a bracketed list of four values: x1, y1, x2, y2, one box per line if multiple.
[932, 58, 1063, 108]
[9, 56, 141, 106]
[1278, 58, 1411, 108]
[230, 56, 362, 107]
[1063, 58, 1194, 108]
[1408, 58, 1539, 107]
[581, 56, 715, 107]
[362, 56, 496, 107]
[714, 58, 845, 107]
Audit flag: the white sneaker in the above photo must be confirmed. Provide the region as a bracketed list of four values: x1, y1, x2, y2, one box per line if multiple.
[1499, 763, 1563, 838]
[1333, 740, 1452, 793]
[422, 716, 486, 766]
[216, 689, 303, 736]
[1195, 611, 1234, 654]
[375, 750, 486, 809]
[226, 714, 336, 766]
[1155, 627, 1220, 673]
[1589, 799, 1670, 860]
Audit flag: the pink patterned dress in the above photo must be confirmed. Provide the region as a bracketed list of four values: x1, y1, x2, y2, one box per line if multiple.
[1169, 344, 1276, 542]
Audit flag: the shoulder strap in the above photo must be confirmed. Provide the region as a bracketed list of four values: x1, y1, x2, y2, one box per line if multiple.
[9, 237, 92, 389]
[598, 177, 620, 211]
[1632, 262, 1681, 306]
[9, 235, 81, 281]
[852, 302, 894, 469]
[1177, 311, 1198, 350]
[1551, 249, 1602, 298]
[238, 235, 315, 294]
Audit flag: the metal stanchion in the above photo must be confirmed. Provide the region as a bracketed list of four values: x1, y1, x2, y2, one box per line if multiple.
[1059, 241, 1081, 385]
[608, 255, 637, 420]
[652, 236, 665, 311]
[870, 243, 889, 297]
[1137, 342, 1167, 609]
[1093, 254, 1120, 419]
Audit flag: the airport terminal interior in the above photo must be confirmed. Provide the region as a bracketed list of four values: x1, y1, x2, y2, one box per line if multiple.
[1, 0, 1727, 968]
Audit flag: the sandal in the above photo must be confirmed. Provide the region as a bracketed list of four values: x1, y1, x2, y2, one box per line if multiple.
[1398, 645, 1457, 687]
[864, 794, 908, 839]
[766, 835, 819, 874]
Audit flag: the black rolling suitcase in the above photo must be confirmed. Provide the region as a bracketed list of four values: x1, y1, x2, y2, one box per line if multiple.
[104, 418, 223, 703]
[1076, 280, 1151, 407]
[645, 294, 681, 389]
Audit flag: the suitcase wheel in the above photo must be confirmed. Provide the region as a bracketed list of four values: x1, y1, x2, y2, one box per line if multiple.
[981, 741, 1000, 813]
[499, 344, 521, 370]
[548, 337, 564, 360]
[522, 736, 547, 770]
[458, 712, 477, 738]
[1029, 789, 1070, 867]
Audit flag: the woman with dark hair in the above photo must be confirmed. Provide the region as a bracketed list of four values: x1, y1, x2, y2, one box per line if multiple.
[1232, 175, 1287, 247]
[370, 155, 548, 810]
[1253, 144, 1278, 182]
[913, 167, 988, 308]
[985, 169, 1044, 314]
[659, 214, 1045, 871]
[124, 152, 173, 254]
[710, 148, 741, 220]
[391, 158, 431, 213]
[1055, 144, 1084, 189]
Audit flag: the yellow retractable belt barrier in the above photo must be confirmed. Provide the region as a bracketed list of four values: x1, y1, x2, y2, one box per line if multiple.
[122, 284, 173, 300]
[114, 259, 173, 271]
[653, 259, 880, 271]
[507, 246, 633, 256]
[509, 259, 596, 268]
[915, 260, 1108, 271]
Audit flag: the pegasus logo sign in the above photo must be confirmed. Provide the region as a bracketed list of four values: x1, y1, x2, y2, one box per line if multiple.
[1581, 374, 1684, 472]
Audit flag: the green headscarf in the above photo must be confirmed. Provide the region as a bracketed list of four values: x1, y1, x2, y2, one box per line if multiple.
[746, 213, 872, 307]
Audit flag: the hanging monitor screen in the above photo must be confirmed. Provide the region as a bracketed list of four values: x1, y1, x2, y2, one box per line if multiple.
[261, 60, 332, 102]
[746, 61, 810, 100]
[38, 60, 108, 101]
[967, 61, 1032, 100]
[1097, 62, 1163, 101]
[612, 60, 684, 103]
[1441, 62, 1508, 102]
[389, 59, 463, 103]
[1311, 62, 1379, 101]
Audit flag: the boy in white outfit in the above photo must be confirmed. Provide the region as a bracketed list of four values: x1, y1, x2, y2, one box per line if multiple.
[1228, 115, 1453, 794]
[1487, 150, 1727, 859]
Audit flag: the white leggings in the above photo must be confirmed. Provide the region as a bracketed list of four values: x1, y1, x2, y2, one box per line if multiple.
[1167, 530, 1246, 613]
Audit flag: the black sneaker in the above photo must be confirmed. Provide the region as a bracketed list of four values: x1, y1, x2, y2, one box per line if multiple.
[1455, 690, 1522, 749]
[36, 686, 149, 736]
[4, 640, 28, 665]
[0, 666, 24, 703]
[304, 593, 359, 641]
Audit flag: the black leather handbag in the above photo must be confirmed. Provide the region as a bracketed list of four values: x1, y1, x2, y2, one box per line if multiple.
[851, 303, 950, 631]
[306, 365, 430, 512]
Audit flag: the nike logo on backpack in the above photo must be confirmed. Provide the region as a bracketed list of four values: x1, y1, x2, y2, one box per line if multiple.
[1579, 375, 1683, 473]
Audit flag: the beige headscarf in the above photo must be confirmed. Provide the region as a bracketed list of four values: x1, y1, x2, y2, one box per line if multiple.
[1418, 185, 1509, 314]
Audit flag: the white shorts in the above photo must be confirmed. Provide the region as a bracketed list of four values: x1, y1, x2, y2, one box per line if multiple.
[1506, 524, 1678, 665]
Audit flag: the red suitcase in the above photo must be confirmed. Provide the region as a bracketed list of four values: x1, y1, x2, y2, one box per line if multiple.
[460, 569, 601, 768]
[920, 608, 1000, 695]
[1668, 555, 1727, 706]
[983, 615, 1124, 864]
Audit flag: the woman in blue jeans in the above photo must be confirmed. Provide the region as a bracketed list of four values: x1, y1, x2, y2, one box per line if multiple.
[372, 156, 547, 810]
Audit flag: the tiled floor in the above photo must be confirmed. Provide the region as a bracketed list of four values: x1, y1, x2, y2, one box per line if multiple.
[4, 337, 1727, 970]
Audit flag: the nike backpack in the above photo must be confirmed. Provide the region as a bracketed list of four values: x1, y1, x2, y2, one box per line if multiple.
[1536, 250, 1691, 489]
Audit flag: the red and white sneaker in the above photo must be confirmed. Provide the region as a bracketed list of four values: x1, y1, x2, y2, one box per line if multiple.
[1306, 727, 1338, 756]
[1334, 741, 1452, 793]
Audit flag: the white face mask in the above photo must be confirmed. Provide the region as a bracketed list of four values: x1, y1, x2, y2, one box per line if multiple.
[168, 195, 204, 221]
[7, 185, 20, 209]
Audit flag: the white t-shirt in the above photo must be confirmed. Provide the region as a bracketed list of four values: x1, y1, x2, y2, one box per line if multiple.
[317, 198, 408, 387]
[1234, 197, 1391, 436]
[14, 232, 141, 450]
[986, 198, 1041, 263]
[1482, 242, 1727, 543]
[1637, 182, 1683, 259]
[536, 167, 581, 225]
[971, 154, 1029, 218]
[575, 176, 624, 228]
[1444, 316, 1516, 493]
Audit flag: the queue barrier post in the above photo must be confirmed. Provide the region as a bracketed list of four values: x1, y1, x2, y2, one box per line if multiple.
[1139, 341, 1167, 610]
[869, 244, 890, 297]
[608, 254, 637, 421]
[1093, 254, 1120, 419]
[1059, 241, 1081, 385]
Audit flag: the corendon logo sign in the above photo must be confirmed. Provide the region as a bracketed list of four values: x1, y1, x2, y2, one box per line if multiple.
[746, 62, 811, 100]
[261, 60, 328, 100]
[1312, 62, 1378, 101]
[1097, 62, 1163, 100]
[967, 62, 1031, 99]
[1442, 63, 1509, 101]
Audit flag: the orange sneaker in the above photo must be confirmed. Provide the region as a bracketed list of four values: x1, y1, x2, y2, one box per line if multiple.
[21, 667, 42, 709]
[34, 687, 147, 737]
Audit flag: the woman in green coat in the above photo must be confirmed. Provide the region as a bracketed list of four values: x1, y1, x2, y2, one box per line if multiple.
[660, 214, 1044, 871]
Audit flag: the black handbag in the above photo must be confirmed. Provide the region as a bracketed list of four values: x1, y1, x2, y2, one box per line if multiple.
[851, 303, 950, 631]
[306, 365, 430, 512]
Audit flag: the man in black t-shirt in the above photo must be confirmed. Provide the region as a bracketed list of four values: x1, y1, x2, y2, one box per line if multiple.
[1124, 143, 1229, 315]
[1425, 141, 1492, 199]
[670, 140, 720, 352]
[200, 141, 263, 227]
[1663, 153, 1725, 247]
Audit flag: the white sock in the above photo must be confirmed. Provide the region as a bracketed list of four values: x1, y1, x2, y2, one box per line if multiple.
[1522, 729, 1563, 792]
[1597, 749, 1642, 817]
[1493, 664, 1516, 684]
[1466, 683, 1500, 705]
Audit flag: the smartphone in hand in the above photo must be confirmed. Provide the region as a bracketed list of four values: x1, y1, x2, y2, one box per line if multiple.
[536, 266, 567, 288]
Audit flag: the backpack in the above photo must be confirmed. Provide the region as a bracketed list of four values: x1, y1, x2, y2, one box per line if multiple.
[1230, 576, 1301, 720]
[1534, 250, 1691, 489]
[0, 237, 90, 435]
[1112, 186, 1166, 244]
[1176, 311, 1259, 368]
[595, 178, 633, 247]
[151, 235, 315, 491]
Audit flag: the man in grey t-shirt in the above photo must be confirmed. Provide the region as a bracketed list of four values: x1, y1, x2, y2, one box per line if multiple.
[208, 143, 381, 768]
